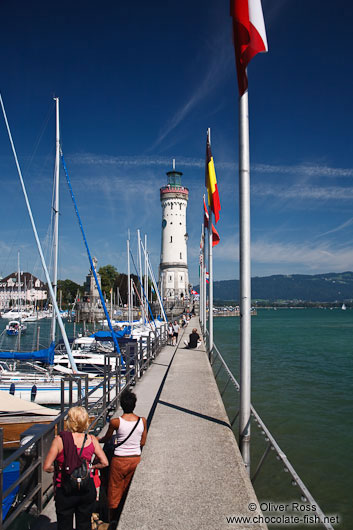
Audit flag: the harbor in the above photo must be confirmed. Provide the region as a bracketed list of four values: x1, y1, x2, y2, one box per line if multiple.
[34, 318, 267, 530]
[0, 1, 351, 529]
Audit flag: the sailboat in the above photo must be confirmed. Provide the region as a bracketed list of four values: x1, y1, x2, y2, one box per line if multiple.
[0, 94, 81, 399]
[5, 253, 27, 335]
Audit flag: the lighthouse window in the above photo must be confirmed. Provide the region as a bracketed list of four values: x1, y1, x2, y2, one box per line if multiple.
[169, 276, 172, 281]
[170, 236, 173, 243]
[171, 203, 173, 210]
[179, 204, 182, 210]
[180, 252, 182, 259]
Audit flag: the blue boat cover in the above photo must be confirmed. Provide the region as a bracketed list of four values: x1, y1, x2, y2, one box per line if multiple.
[91, 326, 131, 340]
[0, 341, 55, 364]
[2, 461, 19, 520]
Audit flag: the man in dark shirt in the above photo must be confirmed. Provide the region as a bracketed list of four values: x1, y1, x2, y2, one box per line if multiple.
[184, 328, 200, 349]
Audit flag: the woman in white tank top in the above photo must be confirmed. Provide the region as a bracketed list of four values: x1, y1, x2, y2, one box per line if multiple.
[98, 388, 147, 522]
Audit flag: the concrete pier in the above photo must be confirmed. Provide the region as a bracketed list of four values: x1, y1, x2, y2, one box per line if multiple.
[35, 317, 267, 529]
[119, 317, 267, 530]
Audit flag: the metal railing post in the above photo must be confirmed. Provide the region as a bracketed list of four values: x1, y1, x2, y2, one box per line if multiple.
[0, 428, 3, 527]
[36, 436, 44, 513]
[107, 357, 111, 406]
[103, 358, 107, 419]
[77, 377, 82, 406]
[85, 375, 89, 410]
[69, 377, 73, 407]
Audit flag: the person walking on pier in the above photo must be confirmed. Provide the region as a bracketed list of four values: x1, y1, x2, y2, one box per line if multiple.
[98, 389, 147, 523]
[167, 322, 174, 345]
[43, 406, 108, 530]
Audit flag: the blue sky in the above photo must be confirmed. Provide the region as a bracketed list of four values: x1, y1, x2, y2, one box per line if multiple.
[1, 0, 353, 286]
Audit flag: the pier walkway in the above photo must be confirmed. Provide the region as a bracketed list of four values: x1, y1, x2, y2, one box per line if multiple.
[35, 317, 266, 530]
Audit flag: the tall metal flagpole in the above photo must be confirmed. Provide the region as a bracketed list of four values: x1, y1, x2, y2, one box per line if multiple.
[239, 88, 252, 472]
[203, 221, 207, 335]
[127, 236, 131, 325]
[207, 128, 214, 358]
[200, 224, 204, 332]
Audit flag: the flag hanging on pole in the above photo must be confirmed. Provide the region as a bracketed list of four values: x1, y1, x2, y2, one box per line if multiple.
[203, 196, 209, 229]
[231, 0, 268, 96]
[205, 132, 221, 223]
[204, 196, 220, 247]
[212, 224, 220, 247]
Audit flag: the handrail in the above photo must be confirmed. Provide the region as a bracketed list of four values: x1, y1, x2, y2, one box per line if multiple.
[0, 324, 167, 527]
[211, 341, 334, 530]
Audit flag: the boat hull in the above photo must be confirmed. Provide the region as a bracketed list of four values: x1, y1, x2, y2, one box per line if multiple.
[0, 382, 112, 405]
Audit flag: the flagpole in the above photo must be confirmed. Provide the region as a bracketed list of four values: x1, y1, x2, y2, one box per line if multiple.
[203, 220, 207, 335]
[207, 128, 214, 359]
[239, 88, 251, 473]
[199, 224, 203, 331]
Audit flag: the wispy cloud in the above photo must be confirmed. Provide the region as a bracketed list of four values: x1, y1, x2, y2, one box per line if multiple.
[67, 154, 353, 179]
[148, 34, 232, 150]
[213, 236, 353, 273]
[252, 163, 353, 178]
[316, 217, 353, 238]
[252, 183, 353, 201]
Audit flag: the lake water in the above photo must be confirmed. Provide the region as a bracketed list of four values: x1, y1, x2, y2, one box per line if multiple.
[213, 308, 352, 530]
[0, 311, 351, 528]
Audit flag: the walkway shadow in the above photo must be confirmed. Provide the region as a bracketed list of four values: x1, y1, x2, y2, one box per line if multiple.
[158, 400, 232, 429]
[31, 514, 57, 529]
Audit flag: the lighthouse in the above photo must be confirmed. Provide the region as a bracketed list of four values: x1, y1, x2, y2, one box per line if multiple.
[159, 162, 189, 301]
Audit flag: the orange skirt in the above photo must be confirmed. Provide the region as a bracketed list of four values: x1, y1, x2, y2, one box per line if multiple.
[107, 456, 141, 509]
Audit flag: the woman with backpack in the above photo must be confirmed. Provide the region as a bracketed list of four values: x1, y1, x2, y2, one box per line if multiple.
[98, 388, 147, 523]
[44, 406, 108, 530]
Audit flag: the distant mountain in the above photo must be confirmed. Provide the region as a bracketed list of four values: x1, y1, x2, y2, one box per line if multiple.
[195, 272, 353, 303]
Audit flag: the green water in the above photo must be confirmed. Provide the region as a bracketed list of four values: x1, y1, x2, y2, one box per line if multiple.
[213, 308, 353, 529]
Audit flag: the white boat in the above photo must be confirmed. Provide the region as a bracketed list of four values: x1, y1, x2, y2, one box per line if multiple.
[5, 320, 27, 336]
[342, 303, 347, 310]
[22, 311, 47, 322]
[1, 309, 30, 320]
[0, 361, 108, 405]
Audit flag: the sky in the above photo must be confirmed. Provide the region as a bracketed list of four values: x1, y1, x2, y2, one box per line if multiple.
[1, 0, 353, 287]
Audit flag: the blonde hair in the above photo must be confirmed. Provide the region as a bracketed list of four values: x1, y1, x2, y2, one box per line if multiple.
[66, 406, 89, 433]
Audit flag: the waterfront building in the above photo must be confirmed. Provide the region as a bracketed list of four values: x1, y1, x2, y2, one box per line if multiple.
[0, 272, 47, 309]
[159, 163, 189, 301]
[77, 257, 104, 322]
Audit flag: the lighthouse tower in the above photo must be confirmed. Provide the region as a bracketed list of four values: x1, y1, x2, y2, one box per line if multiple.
[159, 162, 189, 301]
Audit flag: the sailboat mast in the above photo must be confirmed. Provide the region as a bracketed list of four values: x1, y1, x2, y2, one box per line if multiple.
[51, 97, 60, 343]
[0, 93, 78, 372]
[137, 229, 143, 321]
[127, 236, 131, 325]
[17, 250, 21, 313]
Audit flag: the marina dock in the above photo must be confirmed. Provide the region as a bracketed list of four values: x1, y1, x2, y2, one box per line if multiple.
[35, 317, 266, 530]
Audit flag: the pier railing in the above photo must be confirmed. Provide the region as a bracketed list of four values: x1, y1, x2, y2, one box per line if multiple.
[0, 324, 167, 529]
[207, 337, 334, 530]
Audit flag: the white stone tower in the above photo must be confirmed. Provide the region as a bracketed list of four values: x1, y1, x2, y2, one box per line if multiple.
[159, 163, 189, 301]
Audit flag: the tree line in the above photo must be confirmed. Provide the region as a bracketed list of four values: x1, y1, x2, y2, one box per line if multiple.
[57, 265, 155, 308]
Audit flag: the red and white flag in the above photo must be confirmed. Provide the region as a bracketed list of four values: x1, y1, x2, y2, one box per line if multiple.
[231, 0, 268, 96]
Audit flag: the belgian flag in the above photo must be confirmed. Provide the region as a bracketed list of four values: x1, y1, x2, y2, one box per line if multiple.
[205, 132, 221, 224]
